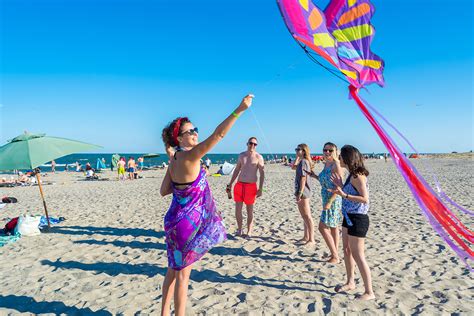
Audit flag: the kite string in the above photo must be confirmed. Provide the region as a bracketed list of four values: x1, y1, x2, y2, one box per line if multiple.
[247, 62, 299, 164]
[249, 107, 276, 159]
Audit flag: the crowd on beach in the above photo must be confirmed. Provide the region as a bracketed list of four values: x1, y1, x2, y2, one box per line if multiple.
[159, 95, 376, 316]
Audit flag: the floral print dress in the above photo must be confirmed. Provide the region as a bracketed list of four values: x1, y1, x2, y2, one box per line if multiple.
[318, 165, 342, 228]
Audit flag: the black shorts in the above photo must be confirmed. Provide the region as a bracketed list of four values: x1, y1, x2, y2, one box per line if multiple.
[342, 213, 369, 238]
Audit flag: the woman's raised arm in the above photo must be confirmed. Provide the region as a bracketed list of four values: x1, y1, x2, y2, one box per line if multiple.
[187, 94, 254, 161]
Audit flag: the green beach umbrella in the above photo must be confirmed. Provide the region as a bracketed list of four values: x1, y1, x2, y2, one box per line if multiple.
[0, 132, 102, 227]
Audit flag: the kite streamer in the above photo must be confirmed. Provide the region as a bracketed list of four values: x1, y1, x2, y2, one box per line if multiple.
[359, 96, 474, 218]
[350, 86, 473, 267]
[276, 0, 473, 266]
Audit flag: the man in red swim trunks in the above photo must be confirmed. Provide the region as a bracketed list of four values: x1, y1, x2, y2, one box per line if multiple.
[227, 137, 265, 237]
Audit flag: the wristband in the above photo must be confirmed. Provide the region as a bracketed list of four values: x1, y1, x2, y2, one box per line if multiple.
[345, 193, 349, 199]
[231, 111, 240, 118]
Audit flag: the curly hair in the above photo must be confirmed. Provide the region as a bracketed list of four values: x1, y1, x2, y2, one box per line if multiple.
[162, 117, 191, 148]
[340, 145, 369, 178]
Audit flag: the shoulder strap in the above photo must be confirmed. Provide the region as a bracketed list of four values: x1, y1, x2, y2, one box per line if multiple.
[173, 147, 183, 160]
[343, 174, 352, 187]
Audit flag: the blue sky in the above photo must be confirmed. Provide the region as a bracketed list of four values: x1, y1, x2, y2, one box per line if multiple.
[1, 0, 472, 153]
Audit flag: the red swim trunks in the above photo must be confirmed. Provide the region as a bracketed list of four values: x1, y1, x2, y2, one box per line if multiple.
[233, 181, 258, 205]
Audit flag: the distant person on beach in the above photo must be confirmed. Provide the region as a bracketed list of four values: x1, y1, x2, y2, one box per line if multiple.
[75, 161, 83, 172]
[227, 137, 265, 237]
[137, 156, 144, 170]
[205, 157, 211, 169]
[85, 166, 98, 179]
[127, 157, 136, 180]
[64, 163, 68, 172]
[329, 145, 374, 301]
[159, 94, 253, 316]
[51, 160, 56, 173]
[313, 142, 343, 263]
[117, 157, 126, 180]
[17, 172, 32, 184]
[85, 162, 93, 172]
[293, 143, 315, 245]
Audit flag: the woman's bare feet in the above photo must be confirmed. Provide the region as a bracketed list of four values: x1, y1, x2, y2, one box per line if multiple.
[296, 238, 308, 244]
[327, 256, 340, 264]
[335, 283, 356, 293]
[235, 229, 243, 237]
[304, 240, 316, 246]
[356, 292, 375, 301]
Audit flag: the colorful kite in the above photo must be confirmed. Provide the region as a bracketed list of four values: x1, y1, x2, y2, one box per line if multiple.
[276, 0, 473, 268]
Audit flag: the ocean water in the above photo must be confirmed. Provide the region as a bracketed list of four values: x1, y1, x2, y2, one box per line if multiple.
[30, 151, 392, 172]
[38, 153, 298, 171]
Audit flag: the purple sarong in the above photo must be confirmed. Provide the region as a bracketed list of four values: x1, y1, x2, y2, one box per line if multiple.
[164, 167, 227, 270]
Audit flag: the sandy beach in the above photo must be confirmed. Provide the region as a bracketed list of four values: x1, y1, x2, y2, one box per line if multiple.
[0, 157, 472, 315]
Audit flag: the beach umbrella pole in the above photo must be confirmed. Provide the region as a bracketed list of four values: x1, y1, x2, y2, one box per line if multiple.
[35, 173, 51, 228]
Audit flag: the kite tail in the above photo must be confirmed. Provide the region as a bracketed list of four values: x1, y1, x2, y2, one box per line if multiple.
[349, 85, 473, 268]
[360, 96, 474, 217]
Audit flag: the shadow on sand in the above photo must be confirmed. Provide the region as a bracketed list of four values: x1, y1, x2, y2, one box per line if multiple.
[74, 239, 166, 251]
[47, 225, 164, 238]
[40, 259, 327, 292]
[41, 259, 164, 277]
[0, 295, 112, 315]
[209, 246, 304, 263]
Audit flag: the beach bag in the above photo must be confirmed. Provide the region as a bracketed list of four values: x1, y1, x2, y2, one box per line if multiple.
[4, 217, 19, 234]
[15, 215, 41, 236]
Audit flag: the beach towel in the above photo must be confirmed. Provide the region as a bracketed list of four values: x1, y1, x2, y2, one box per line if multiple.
[0, 232, 20, 247]
[164, 167, 227, 270]
[38, 216, 65, 229]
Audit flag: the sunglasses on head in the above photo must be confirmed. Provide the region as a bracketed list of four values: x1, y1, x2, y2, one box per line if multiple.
[323, 148, 334, 153]
[180, 127, 199, 136]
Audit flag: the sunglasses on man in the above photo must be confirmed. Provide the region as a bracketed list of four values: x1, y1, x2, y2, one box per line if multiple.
[247, 142, 258, 146]
[323, 148, 334, 153]
[180, 127, 199, 136]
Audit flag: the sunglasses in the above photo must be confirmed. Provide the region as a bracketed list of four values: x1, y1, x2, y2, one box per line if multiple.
[295, 148, 302, 152]
[323, 149, 334, 153]
[180, 127, 199, 136]
[248, 142, 258, 146]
